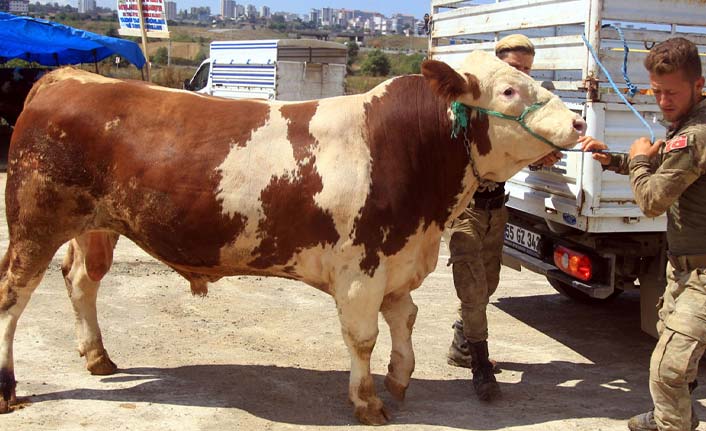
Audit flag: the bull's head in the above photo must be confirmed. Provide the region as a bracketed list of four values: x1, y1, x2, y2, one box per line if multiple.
[422, 50, 586, 182]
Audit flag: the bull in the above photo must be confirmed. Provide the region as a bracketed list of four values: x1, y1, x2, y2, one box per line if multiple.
[0, 51, 585, 424]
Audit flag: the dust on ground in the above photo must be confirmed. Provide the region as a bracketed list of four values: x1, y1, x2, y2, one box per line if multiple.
[0, 172, 703, 431]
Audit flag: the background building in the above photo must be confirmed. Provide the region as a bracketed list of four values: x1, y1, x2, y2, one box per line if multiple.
[259, 5, 269, 19]
[165, 0, 177, 20]
[77, 0, 95, 14]
[8, 0, 28, 14]
[221, 0, 235, 18]
[164, 1, 177, 20]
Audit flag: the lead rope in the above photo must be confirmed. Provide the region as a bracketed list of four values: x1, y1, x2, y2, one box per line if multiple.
[452, 99, 629, 156]
[451, 103, 498, 189]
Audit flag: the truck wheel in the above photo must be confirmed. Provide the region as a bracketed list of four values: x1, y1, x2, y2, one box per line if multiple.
[547, 278, 622, 304]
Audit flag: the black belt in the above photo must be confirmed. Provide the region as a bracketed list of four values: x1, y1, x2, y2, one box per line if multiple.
[473, 193, 509, 210]
[667, 253, 706, 273]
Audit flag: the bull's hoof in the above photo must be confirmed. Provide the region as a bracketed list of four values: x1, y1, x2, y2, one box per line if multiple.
[384, 374, 408, 402]
[0, 368, 17, 414]
[86, 349, 118, 375]
[0, 390, 16, 414]
[354, 401, 390, 425]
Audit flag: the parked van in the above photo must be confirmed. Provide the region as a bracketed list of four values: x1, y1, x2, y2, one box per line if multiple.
[184, 39, 347, 101]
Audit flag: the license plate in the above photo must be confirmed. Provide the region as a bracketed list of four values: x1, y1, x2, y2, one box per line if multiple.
[504, 223, 541, 257]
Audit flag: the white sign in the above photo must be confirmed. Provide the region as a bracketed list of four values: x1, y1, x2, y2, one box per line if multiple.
[117, 0, 170, 39]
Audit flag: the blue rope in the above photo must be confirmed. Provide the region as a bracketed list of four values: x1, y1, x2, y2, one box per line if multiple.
[581, 31, 656, 143]
[603, 23, 638, 98]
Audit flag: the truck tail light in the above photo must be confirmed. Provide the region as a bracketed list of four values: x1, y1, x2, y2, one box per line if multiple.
[553, 245, 592, 281]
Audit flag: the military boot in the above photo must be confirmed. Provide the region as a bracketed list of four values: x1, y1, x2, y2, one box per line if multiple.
[447, 320, 473, 368]
[468, 340, 500, 401]
[627, 409, 699, 431]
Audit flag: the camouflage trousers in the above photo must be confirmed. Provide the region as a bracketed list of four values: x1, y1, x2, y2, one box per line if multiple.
[447, 204, 507, 343]
[650, 258, 706, 431]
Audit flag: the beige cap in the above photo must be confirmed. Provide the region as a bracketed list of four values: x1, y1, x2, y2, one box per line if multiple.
[495, 34, 535, 56]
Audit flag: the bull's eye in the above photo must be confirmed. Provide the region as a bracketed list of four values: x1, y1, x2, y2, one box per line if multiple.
[503, 88, 515, 97]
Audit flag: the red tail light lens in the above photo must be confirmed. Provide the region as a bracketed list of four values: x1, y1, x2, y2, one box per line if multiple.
[553, 245, 592, 281]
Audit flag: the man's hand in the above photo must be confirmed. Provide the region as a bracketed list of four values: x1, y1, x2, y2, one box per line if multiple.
[536, 151, 563, 167]
[578, 135, 611, 166]
[629, 137, 663, 160]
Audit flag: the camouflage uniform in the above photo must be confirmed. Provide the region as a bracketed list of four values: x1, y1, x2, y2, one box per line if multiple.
[608, 98, 706, 431]
[448, 184, 507, 344]
[446, 180, 507, 400]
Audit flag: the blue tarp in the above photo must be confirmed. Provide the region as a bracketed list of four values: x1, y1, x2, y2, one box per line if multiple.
[0, 12, 145, 68]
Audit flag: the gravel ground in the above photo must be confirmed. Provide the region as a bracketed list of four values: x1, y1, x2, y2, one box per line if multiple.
[0, 172, 704, 431]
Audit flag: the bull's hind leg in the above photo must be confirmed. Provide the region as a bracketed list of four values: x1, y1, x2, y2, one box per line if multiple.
[381, 291, 418, 401]
[61, 232, 119, 376]
[334, 275, 389, 425]
[0, 241, 57, 413]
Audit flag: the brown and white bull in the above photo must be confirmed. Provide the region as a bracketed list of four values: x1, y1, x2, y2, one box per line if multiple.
[0, 51, 585, 423]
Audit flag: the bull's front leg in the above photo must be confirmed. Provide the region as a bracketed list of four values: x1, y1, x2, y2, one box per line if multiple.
[334, 275, 388, 425]
[61, 232, 119, 376]
[381, 291, 418, 401]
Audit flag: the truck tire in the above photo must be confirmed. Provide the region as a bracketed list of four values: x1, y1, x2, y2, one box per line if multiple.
[547, 277, 622, 304]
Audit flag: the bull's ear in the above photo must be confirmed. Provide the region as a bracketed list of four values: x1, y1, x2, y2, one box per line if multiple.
[421, 60, 481, 102]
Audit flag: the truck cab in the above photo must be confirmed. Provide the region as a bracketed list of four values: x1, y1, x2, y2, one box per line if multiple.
[184, 39, 347, 101]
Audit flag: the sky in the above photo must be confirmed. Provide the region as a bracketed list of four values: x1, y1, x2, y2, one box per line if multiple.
[86, 0, 429, 19]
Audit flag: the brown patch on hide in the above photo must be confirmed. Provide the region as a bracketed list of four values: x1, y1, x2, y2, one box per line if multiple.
[471, 111, 492, 156]
[249, 101, 339, 269]
[353, 76, 472, 275]
[465, 73, 481, 99]
[8, 69, 273, 271]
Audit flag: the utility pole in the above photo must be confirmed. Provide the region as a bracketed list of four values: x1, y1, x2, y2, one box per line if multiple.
[136, 0, 151, 81]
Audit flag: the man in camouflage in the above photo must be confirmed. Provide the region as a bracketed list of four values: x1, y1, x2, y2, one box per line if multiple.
[446, 34, 561, 401]
[581, 37, 706, 431]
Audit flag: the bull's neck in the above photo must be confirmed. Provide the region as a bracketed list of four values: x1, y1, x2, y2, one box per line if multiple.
[362, 75, 479, 231]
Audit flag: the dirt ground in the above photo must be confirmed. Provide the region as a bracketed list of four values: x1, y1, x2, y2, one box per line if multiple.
[1, 172, 704, 431]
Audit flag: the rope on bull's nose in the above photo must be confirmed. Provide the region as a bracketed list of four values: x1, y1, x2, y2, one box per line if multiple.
[452, 96, 632, 156]
[581, 26, 656, 144]
[452, 100, 629, 156]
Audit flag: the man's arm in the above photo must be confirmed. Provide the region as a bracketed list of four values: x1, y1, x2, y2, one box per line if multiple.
[628, 134, 702, 218]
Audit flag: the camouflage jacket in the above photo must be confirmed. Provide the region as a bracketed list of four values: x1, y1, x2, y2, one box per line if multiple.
[606, 97, 706, 255]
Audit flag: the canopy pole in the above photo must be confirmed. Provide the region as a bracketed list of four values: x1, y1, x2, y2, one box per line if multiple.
[136, 0, 151, 82]
[93, 49, 98, 73]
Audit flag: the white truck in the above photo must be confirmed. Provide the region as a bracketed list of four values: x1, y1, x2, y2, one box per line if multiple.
[184, 39, 347, 101]
[429, 0, 706, 337]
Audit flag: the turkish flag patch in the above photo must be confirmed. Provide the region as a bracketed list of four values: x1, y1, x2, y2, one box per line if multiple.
[665, 135, 688, 153]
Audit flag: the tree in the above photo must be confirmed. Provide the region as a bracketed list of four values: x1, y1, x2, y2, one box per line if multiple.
[194, 46, 208, 64]
[346, 41, 359, 66]
[105, 26, 119, 38]
[152, 47, 168, 65]
[361, 49, 390, 76]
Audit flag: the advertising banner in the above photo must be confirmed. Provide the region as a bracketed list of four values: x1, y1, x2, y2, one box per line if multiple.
[117, 0, 170, 39]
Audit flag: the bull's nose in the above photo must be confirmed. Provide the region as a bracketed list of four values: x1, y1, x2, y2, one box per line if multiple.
[573, 118, 587, 135]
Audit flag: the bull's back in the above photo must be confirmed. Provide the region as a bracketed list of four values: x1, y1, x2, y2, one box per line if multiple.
[9, 69, 373, 281]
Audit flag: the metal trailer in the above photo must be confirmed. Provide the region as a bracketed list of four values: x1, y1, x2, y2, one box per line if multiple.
[184, 39, 347, 101]
[428, 0, 706, 336]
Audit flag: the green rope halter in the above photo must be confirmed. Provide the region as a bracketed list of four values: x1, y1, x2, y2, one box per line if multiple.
[450, 100, 567, 153]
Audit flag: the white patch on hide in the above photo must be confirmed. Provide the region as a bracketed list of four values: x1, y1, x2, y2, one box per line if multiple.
[307, 94, 374, 242]
[104, 118, 120, 132]
[215, 103, 298, 253]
